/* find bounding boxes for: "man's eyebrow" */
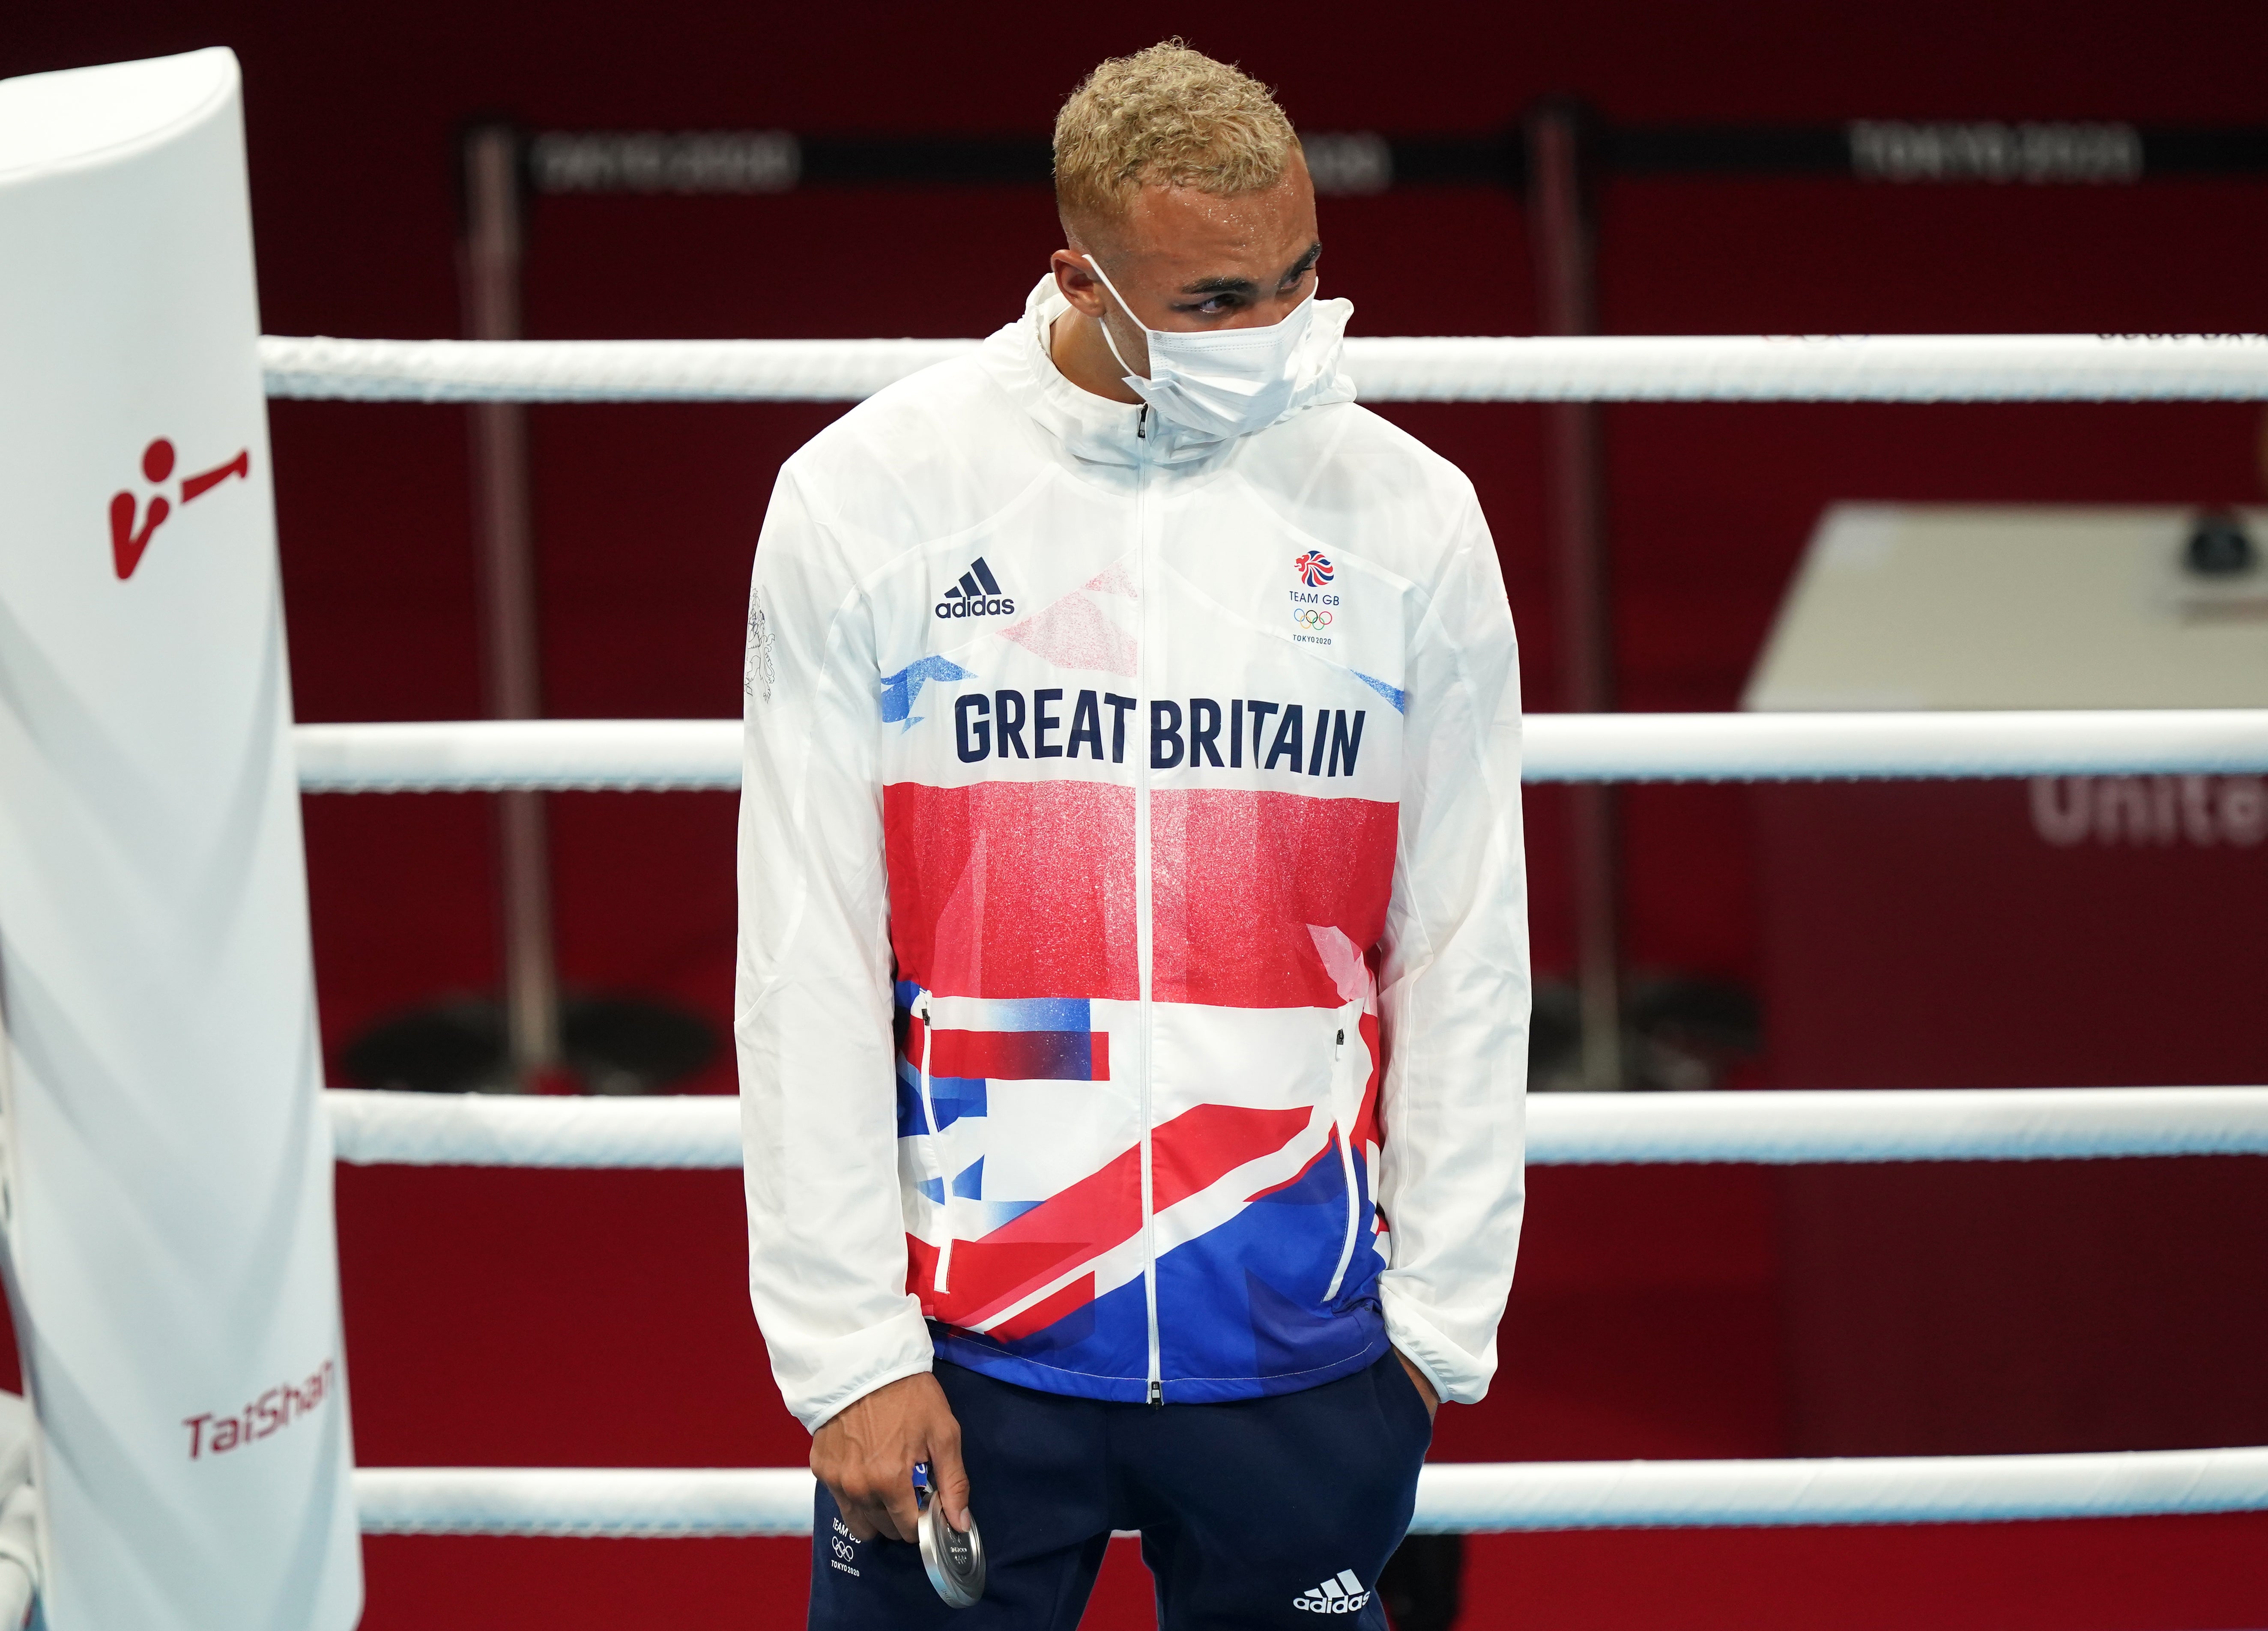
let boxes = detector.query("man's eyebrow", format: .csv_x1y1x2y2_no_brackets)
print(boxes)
1177,242,1324,300
1179,273,1258,297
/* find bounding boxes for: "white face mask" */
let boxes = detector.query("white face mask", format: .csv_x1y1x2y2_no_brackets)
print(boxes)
1082,254,1343,440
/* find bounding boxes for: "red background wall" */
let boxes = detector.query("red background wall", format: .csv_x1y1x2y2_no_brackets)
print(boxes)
9,1,2268,1625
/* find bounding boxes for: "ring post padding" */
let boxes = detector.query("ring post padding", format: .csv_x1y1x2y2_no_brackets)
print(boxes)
0,51,361,1630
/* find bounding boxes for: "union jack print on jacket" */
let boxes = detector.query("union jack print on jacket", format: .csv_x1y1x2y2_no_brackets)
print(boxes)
738,278,1530,1430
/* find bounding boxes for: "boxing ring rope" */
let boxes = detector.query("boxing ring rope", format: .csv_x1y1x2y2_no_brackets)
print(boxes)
341,1064,2268,1538
333,1078,2268,1535
325,1086,2268,1170
352,1446,2268,1537
260,332,2268,404
285,329,2268,1551
291,710,2268,792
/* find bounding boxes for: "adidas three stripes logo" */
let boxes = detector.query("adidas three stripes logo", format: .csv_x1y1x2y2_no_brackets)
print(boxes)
1291,1569,1371,1613
934,556,1016,620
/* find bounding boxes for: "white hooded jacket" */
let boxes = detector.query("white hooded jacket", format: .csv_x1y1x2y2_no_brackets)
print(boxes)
737,277,1529,1430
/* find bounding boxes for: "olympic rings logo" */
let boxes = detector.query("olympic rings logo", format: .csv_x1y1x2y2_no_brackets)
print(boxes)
1294,608,1334,629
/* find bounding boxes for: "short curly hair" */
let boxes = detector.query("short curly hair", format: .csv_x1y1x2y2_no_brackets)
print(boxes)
1053,40,1299,233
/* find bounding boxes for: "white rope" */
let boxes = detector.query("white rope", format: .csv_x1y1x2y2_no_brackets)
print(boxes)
328,1090,740,1168
324,1086,2268,1169
294,720,736,792
260,333,2268,404
292,711,2268,793
1528,1086,2268,1164
351,1446,2268,1536
262,337,974,404
1522,710,2268,782
1404,1446,2268,1533
354,1467,813,1538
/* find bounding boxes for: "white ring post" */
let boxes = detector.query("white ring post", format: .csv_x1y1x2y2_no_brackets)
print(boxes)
0,50,361,1630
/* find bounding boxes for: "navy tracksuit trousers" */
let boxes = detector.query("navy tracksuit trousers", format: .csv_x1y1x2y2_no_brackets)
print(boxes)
809,1353,1432,1629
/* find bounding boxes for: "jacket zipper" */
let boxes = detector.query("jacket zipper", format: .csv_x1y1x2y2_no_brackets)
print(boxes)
1133,404,1162,1405
917,992,953,1295
1323,1022,1360,1302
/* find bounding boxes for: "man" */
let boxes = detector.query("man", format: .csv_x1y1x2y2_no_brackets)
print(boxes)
738,41,1528,1629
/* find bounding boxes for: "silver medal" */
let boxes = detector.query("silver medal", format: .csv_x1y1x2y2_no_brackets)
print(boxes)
913,1462,985,1608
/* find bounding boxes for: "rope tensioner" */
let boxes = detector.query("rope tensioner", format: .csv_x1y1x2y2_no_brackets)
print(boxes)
352,1446,2268,1537
290,711,2268,793
260,333,2268,404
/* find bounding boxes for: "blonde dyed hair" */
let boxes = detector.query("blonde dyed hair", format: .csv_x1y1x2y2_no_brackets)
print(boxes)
1053,41,1299,231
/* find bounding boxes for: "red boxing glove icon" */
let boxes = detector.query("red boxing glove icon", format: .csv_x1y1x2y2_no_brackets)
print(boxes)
110,439,174,580
109,438,251,580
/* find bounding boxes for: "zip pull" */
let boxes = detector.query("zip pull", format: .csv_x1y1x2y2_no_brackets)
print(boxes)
1136,403,1148,440
915,994,952,1296
1147,1379,1163,1407
1323,1019,1360,1302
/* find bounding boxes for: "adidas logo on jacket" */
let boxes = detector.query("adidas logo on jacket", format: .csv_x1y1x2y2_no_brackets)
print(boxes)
935,555,1015,620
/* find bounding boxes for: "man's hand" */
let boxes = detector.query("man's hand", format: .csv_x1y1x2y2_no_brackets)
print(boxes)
810,1372,971,1543
1393,1347,1440,1420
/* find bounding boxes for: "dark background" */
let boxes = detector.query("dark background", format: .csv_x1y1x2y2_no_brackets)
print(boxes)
10,2,2268,1625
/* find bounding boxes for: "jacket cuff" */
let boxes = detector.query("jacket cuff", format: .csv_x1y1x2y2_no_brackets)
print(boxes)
776,1302,936,1432
1378,1279,1491,1407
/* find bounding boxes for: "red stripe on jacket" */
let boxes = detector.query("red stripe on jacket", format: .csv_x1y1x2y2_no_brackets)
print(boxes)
884,780,1138,1001
884,781,1396,1011
910,1102,1315,1331
1150,789,1397,1008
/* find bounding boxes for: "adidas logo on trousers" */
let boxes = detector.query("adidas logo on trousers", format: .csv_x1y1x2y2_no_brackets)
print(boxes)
1292,1570,1371,1613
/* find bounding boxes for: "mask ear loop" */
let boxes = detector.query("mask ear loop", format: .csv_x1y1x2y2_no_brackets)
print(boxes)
1081,255,1148,381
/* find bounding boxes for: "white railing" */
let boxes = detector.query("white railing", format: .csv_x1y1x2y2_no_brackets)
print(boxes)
352,1445,2268,1536
290,711,2268,793
261,333,2268,404
324,1086,2268,1170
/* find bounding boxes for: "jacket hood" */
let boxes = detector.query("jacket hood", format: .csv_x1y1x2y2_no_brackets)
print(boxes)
977,276,1357,471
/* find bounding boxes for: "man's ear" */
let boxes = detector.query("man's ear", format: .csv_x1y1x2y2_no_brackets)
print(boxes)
1050,249,1109,318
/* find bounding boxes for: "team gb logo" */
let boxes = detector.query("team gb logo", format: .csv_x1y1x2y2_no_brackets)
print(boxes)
1294,550,1334,588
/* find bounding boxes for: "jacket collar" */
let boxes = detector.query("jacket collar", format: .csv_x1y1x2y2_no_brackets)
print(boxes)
977,276,1355,472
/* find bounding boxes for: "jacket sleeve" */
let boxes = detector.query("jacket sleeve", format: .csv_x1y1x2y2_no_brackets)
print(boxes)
1372,491,1530,1406
735,463,932,1432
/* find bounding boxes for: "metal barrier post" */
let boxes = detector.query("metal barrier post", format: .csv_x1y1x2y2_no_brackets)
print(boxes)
459,122,563,1090
1527,100,1626,1090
